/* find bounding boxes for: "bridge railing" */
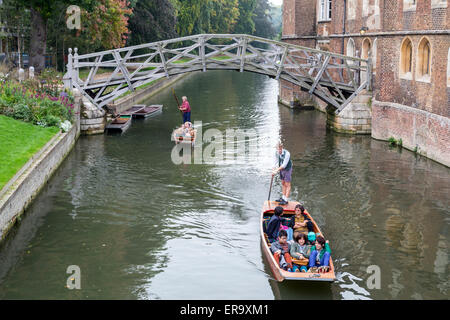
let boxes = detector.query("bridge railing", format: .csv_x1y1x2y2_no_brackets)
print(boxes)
65,34,371,113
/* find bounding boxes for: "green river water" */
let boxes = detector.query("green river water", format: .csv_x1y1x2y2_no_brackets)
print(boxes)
0,70,448,299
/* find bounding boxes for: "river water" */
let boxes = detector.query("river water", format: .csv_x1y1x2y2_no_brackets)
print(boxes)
0,70,448,300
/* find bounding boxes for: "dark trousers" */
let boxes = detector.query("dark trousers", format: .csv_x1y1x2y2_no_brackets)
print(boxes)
183,112,191,123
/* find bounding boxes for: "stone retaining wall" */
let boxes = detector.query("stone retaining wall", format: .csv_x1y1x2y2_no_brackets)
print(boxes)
326,92,372,135
80,73,189,135
0,90,82,241
108,73,189,115
372,100,450,167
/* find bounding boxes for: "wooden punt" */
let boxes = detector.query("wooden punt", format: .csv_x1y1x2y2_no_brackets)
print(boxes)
261,200,336,282
106,115,132,132
172,127,197,146
120,105,145,116
132,105,163,118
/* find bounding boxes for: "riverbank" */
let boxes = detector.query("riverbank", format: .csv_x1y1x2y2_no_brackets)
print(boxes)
107,73,190,115
0,71,190,241
278,91,449,168
81,73,190,135
0,115,59,190
0,90,82,242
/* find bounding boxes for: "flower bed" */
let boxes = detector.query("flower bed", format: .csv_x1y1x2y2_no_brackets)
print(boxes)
0,73,75,131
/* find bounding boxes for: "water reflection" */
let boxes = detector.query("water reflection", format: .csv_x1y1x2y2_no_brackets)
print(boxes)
0,70,448,299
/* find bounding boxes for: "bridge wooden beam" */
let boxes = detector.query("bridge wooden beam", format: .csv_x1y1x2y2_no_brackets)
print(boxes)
275,46,288,80
240,38,247,72
157,44,169,78
309,55,331,94
70,34,370,112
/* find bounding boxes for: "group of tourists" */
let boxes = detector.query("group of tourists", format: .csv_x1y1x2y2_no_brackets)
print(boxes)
174,121,195,139
178,96,331,273
266,205,331,273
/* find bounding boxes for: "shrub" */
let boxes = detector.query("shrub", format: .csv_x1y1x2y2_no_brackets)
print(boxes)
0,80,74,128
43,114,60,127
13,103,33,122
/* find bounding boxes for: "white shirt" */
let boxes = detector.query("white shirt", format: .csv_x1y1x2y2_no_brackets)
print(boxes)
275,149,291,169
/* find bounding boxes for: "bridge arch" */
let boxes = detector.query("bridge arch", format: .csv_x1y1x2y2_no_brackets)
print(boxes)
65,34,370,114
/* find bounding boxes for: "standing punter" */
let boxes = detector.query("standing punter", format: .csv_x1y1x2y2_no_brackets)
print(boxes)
179,96,191,123
272,142,293,205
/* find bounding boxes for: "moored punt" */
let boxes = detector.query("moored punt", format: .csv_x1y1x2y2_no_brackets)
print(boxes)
261,200,336,282
106,115,132,133
132,105,163,118
120,105,145,116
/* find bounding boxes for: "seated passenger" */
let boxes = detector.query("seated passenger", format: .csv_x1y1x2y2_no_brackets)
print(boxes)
174,124,186,139
307,231,316,246
287,204,314,241
290,233,311,273
307,235,331,273
270,229,293,271
266,206,284,243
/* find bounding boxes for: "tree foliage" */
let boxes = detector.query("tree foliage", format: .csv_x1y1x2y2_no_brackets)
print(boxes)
1,0,279,71
81,0,133,48
127,0,177,45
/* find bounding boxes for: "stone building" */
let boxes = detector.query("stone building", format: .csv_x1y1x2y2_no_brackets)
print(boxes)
280,0,450,167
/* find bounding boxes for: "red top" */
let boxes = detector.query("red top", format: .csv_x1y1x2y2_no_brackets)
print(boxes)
182,100,191,113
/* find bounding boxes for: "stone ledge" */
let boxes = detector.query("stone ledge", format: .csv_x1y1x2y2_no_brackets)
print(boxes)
372,100,450,167
108,73,189,115
0,92,82,242
0,131,63,201
0,121,80,241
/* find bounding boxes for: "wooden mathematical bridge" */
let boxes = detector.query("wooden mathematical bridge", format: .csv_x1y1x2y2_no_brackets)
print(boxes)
64,34,372,114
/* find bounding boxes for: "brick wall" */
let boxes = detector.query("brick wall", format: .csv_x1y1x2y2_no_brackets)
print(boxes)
376,34,449,117
281,0,449,117
372,100,450,167
282,0,317,37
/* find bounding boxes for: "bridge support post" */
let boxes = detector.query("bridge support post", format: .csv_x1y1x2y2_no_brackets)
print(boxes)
63,48,73,90
79,96,106,135
326,90,373,135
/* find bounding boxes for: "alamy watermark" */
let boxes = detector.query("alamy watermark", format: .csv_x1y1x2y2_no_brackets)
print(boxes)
171,121,266,165
66,265,81,289
66,5,81,30
366,265,381,290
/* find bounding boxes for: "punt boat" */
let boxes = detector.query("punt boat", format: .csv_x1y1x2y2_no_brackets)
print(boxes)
120,105,145,116
172,126,197,146
106,115,132,133
132,104,163,118
261,200,336,282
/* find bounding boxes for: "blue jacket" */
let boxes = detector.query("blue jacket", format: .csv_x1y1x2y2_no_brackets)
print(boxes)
266,215,282,242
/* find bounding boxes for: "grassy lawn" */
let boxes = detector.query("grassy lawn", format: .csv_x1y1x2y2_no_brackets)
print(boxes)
0,115,59,190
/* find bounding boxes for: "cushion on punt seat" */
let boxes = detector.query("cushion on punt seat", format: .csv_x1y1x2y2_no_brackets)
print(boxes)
292,258,309,266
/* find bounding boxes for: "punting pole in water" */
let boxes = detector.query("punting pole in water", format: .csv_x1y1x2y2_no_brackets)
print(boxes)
171,88,183,120
268,174,274,201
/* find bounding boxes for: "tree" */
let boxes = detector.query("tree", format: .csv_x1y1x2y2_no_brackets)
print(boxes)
253,0,275,39
0,0,30,66
127,0,177,46
209,0,240,34
82,0,133,49
233,0,257,35
175,0,211,36
14,0,133,73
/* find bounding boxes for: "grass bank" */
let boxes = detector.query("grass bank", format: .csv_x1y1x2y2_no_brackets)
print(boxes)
0,115,59,190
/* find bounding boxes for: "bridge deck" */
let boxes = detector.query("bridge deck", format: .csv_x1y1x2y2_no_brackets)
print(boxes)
65,34,372,114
